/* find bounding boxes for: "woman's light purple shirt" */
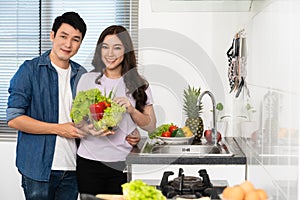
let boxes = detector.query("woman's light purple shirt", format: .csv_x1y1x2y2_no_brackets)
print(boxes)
76,72,153,162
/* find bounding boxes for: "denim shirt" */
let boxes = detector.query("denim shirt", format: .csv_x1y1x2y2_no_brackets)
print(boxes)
6,50,87,181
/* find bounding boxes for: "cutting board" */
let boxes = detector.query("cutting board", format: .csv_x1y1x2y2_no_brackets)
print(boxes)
95,194,124,200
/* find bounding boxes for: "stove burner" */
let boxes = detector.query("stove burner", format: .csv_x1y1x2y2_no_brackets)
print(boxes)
172,176,206,192
159,168,219,199
173,176,201,185
171,194,202,199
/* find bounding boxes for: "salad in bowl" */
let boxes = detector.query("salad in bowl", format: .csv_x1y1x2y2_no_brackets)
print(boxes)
70,88,126,131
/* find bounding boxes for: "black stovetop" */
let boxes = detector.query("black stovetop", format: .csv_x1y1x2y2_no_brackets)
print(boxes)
158,168,226,199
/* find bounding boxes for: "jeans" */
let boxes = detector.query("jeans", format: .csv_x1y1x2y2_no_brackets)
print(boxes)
21,170,78,200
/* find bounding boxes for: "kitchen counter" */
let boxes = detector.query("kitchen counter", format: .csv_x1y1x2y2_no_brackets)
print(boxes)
125,137,247,186
126,137,246,165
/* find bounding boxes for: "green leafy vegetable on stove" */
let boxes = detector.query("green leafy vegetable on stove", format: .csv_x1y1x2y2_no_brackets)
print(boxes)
122,180,166,200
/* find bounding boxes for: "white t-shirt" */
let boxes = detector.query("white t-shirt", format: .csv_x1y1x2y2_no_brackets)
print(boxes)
51,63,77,170
76,72,153,162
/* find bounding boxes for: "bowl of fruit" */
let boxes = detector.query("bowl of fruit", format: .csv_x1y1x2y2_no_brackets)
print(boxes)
148,123,195,145
70,89,126,132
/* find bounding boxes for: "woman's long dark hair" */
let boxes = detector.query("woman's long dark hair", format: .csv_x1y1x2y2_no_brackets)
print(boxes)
91,25,148,113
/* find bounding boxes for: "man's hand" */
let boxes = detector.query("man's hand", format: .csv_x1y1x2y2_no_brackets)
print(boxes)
75,120,115,137
56,122,86,138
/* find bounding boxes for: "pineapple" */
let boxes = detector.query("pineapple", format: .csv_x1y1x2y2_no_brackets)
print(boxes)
183,86,204,143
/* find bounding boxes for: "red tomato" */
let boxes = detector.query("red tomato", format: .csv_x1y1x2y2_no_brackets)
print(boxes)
169,125,178,133
161,131,172,137
97,101,107,110
89,102,106,121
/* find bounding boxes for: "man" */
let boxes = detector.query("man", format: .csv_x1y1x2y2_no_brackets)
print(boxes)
6,12,87,200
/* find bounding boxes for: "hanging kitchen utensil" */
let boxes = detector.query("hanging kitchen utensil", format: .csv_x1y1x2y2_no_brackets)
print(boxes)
227,37,239,93
226,29,250,98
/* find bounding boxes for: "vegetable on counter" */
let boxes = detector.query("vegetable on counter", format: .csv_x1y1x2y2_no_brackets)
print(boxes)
161,131,172,137
148,123,194,139
168,125,178,133
171,128,185,137
122,180,166,200
148,123,173,139
70,88,126,131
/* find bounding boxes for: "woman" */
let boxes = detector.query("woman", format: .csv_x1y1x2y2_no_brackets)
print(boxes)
76,25,156,195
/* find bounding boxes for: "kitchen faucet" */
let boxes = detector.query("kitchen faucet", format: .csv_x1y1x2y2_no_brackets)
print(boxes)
199,91,219,147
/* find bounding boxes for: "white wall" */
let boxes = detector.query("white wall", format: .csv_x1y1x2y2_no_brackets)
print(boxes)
0,141,24,199
138,0,253,133
139,0,299,199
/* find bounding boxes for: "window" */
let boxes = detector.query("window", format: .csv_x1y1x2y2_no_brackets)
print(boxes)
0,0,138,140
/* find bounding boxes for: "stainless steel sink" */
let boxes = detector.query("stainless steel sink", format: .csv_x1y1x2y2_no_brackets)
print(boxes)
140,141,234,157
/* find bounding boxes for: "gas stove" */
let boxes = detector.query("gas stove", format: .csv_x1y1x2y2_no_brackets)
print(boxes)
158,168,227,199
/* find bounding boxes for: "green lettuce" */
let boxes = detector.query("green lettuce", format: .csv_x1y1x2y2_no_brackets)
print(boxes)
70,88,126,131
148,123,173,139
122,180,166,200
92,102,126,131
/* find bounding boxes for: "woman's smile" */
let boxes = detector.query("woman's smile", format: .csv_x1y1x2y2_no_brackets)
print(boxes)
101,34,125,70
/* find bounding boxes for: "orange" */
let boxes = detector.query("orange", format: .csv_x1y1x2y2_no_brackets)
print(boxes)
256,189,268,200
222,186,232,199
225,185,245,200
222,182,268,200
245,190,260,200
240,180,255,194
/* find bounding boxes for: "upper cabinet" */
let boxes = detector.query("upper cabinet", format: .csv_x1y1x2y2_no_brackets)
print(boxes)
150,0,274,12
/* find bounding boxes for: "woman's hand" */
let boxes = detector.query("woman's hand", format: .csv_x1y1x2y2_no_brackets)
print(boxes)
113,97,135,114
75,120,115,137
126,128,141,146
113,97,156,132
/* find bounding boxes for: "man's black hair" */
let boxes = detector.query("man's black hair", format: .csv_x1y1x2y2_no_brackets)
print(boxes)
52,11,87,40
